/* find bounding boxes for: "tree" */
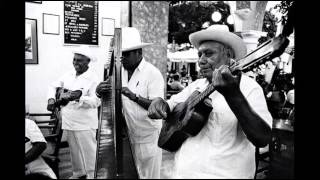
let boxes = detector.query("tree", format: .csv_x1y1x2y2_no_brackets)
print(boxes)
273,1,294,24
258,10,278,45
168,1,232,45
258,1,294,45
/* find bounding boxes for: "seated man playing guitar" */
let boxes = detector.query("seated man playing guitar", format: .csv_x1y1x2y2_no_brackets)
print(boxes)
148,25,273,178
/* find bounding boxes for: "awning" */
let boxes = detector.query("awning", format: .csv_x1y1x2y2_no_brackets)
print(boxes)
167,48,199,63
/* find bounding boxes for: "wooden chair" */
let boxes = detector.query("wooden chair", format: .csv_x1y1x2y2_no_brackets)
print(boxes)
254,146,270,179
267,128,294,179
29,109,64,179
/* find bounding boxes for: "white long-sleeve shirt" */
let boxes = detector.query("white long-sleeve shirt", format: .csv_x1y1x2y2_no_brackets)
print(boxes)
47,69,100,130
167,75,273,179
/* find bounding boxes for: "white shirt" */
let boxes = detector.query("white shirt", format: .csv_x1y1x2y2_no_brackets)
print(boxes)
287,89,294,105
121,58,164,143
167,75,273,179
47,69,100,130
25,119,56,179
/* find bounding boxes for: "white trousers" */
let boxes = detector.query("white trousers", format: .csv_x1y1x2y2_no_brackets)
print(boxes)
65,129,97,179
132,141,162,179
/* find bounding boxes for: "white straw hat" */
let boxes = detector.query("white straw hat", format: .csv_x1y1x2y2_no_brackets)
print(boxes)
72,45,97,62
189,24,247,59
121,27,153,52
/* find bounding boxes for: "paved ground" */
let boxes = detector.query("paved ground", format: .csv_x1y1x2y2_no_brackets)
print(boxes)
58,144,268,179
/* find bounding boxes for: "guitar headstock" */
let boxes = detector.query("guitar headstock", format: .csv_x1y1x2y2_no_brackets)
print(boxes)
232,35,289,73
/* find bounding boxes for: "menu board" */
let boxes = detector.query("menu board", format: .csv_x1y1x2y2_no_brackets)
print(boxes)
64,1,98,45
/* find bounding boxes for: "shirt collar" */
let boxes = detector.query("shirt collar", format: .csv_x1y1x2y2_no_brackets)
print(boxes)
136,58,147,72
72,68,92,79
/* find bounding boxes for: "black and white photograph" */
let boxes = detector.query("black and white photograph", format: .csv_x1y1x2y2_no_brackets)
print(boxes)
25,1,295,179
25,18,38,64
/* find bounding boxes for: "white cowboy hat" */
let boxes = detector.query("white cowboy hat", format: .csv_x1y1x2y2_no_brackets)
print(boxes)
122,27,153,52
189,24,247,59
72,45,97,62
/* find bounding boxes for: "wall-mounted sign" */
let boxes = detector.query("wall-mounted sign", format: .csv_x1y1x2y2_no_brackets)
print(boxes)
64,1,98,45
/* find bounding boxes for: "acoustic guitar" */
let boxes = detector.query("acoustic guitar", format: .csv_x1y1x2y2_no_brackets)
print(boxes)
159,34,292,152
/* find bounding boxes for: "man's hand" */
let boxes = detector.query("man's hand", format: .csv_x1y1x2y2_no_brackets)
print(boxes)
96,78,111,97
47,98,56,112
148,97,170,119
212,65,242,97
58,92,71,106
122,87,137,101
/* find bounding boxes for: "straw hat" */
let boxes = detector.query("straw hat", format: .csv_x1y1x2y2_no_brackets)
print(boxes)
121,27,153,52
189,24,247,59
72,45,97,62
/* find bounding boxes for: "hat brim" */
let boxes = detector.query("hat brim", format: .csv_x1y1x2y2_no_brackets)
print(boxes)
72,50,97,62
189,30,247,59
122,43,153,52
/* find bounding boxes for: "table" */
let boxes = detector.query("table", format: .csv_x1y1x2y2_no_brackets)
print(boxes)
268,119,294,178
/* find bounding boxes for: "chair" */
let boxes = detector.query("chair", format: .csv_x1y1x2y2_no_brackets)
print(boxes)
267,128,294,179
29,108,64,178
254,146,270,179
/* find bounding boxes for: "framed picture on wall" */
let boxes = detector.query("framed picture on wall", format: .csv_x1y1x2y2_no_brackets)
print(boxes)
102,18,115,36
43,13,60,35
25,18,38,64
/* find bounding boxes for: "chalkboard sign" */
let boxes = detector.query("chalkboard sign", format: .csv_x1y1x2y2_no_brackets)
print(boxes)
64,1,98,45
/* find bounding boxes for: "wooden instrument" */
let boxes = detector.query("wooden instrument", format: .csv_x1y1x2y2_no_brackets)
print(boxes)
94,28,139,179
159,24,293,152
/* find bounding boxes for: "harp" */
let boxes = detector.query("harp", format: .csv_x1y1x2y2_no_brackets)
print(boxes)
94,28,139,178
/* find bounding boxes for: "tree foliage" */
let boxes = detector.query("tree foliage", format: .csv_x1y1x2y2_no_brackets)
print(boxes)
258,1,294,45
258,10,278,45
274,1,294,18
168,1,232,45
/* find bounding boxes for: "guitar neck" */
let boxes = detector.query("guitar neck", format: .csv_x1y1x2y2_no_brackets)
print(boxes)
189,60,242,108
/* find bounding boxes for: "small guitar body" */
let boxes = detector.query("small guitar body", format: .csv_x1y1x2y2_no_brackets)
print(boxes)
158,91,212,152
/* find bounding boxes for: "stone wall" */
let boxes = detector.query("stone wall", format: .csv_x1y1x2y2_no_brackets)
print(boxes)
236,1,268,31
131,1,169,85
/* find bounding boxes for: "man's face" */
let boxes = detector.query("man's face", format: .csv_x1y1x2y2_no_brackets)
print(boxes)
197,41,230,81
121,49,140,70
73,53,90,74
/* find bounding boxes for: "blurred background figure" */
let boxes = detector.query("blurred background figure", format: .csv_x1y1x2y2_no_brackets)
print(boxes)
168,74,184,92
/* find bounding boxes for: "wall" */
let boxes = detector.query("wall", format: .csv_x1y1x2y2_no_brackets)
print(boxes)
131,1,169,88
25,1,121,113
228,1,268,32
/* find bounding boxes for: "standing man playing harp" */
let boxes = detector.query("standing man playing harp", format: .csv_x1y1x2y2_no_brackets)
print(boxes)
148,25,273,178
47,46,100,179
96,27,165,179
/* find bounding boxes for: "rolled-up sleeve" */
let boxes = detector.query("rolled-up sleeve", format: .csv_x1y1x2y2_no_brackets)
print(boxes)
246,86,273,128
148,70,165,99
26,119,46,143
166,82,196,112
